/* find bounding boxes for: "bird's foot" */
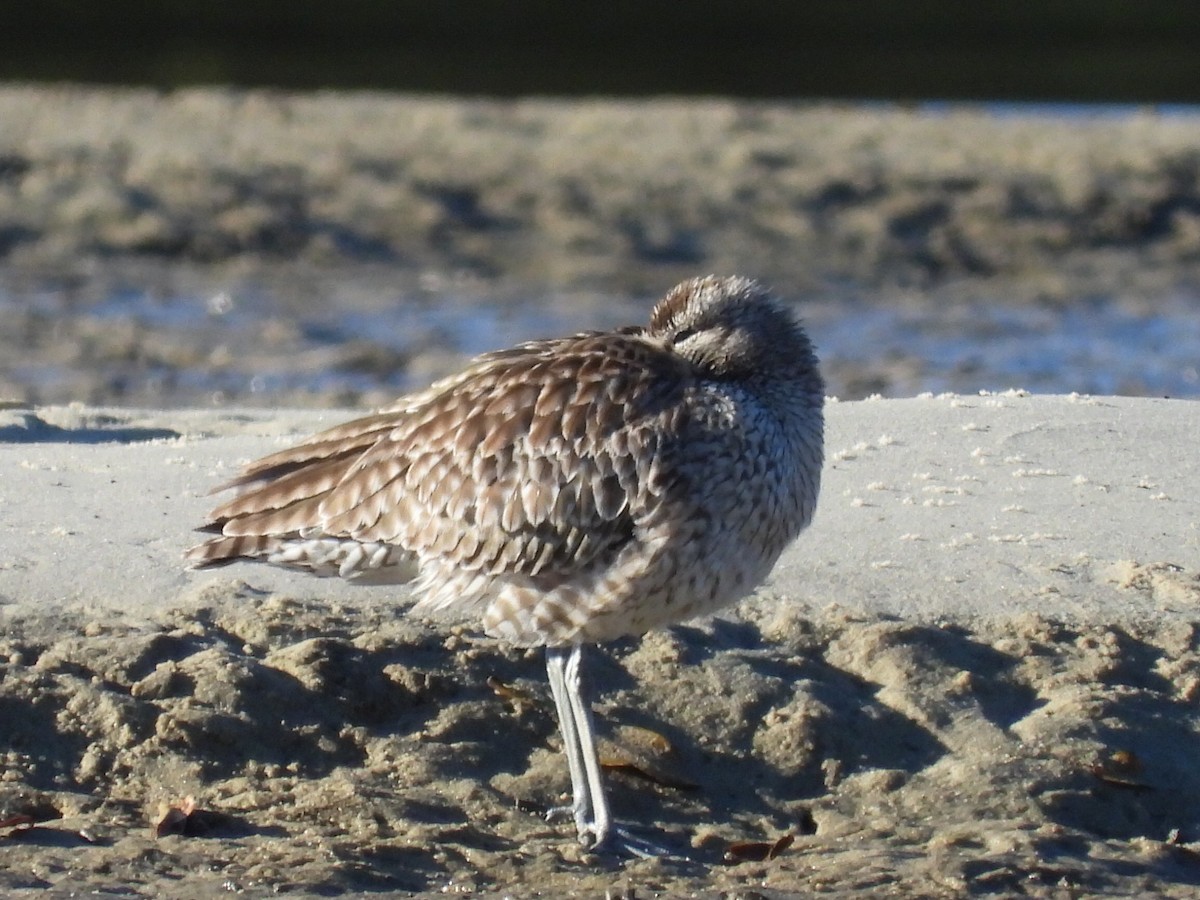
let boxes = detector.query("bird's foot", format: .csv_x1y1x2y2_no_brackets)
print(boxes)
599,823,680,859
556,815,680,859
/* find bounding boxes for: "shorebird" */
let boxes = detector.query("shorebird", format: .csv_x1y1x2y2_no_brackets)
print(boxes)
186,275,824,854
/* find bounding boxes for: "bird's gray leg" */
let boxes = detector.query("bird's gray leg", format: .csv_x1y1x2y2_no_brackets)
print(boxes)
546,644,676,858
545,644,597,841
561,643,613,848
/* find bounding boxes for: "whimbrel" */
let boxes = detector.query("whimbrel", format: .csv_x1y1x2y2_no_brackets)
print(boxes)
187,275,824,854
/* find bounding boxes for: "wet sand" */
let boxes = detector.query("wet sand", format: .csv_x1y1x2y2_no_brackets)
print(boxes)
2,394,1199,898
3,87,1200,407
4,87,1200,293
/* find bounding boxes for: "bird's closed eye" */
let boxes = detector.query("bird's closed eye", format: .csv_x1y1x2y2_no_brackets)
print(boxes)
671,327,698,346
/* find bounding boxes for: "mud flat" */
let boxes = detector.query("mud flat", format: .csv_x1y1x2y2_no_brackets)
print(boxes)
1,393,1199,897
4,87,1200,408
4,86,1200,292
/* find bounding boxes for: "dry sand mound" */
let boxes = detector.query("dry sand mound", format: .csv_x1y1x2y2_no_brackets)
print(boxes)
3,590,1200,897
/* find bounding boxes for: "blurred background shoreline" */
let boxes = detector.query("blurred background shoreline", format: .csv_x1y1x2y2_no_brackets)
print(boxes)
3,3,1200,408
3,87,1200,407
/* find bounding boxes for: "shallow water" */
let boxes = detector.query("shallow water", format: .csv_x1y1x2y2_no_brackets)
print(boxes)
3,278,1199,407
807,292,1200,399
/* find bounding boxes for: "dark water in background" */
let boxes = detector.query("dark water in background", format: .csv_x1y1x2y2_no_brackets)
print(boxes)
6,3,1200,103
5,275,1198,408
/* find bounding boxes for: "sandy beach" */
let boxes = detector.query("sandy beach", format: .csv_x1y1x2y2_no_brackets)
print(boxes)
2,86,1200,897
2,393,1198,898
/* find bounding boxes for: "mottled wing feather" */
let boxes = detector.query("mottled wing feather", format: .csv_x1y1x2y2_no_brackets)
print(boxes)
218,410,403,488
209,454,359,529
189,533,287,566
317,333,690,575
191,331,691,580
